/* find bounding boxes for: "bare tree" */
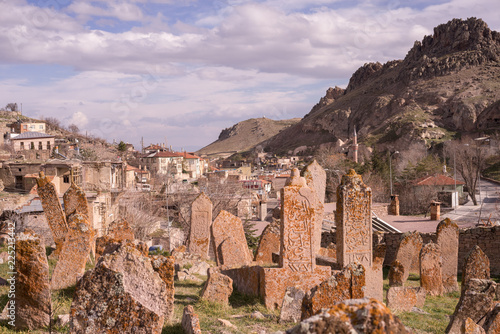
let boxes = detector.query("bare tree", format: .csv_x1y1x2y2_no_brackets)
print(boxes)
5,103,18,112
68,124,80,134
444,139,487,205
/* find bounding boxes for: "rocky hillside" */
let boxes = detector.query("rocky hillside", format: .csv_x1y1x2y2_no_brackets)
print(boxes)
196,117,300,158
262,18,500,154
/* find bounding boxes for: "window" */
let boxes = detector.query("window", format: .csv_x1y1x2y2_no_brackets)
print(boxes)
20,142,24,150
39,125,43,129
38,142,42,150
63,175,70,183
47,141,51,150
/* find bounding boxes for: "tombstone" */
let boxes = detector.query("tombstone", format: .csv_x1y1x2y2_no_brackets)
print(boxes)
12,231,51,330
386,286,426,312
446,279,497,334
483,304,500,334
302,160,326,204
302,263,365,319
200,271,233,305
420,242,444,296
182,305,202,334
63,179,89,220
436,218,459,293
394,231,423,283
370,243,387,301
462,318,486,334
336,169,381,300
36,171,68,255
211,210,252,266
70,246,169,334
150,255,175,322
188,193,212,260
462,245,490,292
388,260,405,286
279,287,305,323
288,298,410,334
51,213,94,290
259,170,330,309
254,219,280,264
108,219,135,242
259,200,267,221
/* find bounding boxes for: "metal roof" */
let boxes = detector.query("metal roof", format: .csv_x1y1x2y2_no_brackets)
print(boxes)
11,131,54,140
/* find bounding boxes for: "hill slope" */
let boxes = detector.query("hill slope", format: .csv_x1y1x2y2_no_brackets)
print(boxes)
262,18,500,154
196,117,300,158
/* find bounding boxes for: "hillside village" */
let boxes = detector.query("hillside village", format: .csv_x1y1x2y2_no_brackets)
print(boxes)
0,18,500,334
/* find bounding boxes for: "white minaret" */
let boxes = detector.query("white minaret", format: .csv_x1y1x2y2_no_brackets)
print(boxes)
352,126,358,163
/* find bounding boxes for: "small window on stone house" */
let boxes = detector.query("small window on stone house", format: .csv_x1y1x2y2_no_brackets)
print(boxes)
63,175,70,183
20,142,24,150
47,141,51,150
38,142,43,150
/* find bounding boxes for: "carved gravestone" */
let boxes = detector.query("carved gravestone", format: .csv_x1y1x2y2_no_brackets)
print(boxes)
394,231,423,284
108,219,135,242
259,169,330,309
13,231,51,330
36,171,68,255
254,219,280,264
336,169,380,300
420,242,443,296
211,210,252,266
302,160,326,204
51,213,94,290
436,218,459,293
388,260,405,287
188,193,212,260
462,245,490,292
70,246,169,334
63,180,89,220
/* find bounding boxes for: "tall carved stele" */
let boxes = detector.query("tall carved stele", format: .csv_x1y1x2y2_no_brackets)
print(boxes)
336,169,372,269
188,192,212,260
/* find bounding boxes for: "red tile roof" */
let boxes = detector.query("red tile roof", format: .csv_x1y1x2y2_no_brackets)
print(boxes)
414,174,465,186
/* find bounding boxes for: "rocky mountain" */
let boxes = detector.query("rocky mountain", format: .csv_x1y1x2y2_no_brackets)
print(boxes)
261,18,500,155
196,117,300,158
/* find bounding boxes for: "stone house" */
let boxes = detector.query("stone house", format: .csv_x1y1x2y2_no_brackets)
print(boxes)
140,151,184,178
10,131,55,152
7,120,46,134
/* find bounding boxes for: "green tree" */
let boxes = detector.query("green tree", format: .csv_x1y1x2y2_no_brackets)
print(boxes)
118,141,127,152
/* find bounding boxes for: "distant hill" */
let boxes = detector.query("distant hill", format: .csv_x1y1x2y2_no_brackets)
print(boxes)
196,117,300,158
259,18,500,154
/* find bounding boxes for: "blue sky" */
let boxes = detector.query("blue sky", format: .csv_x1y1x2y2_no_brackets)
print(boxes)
1,0,499,151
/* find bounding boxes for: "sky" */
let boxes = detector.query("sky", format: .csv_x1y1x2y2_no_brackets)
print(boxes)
0,0,499,152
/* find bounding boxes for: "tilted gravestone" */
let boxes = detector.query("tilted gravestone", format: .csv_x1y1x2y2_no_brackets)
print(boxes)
419,242,443,296
436,218,459,293
188,192,212,260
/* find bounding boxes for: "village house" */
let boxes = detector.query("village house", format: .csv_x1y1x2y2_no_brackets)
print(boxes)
10,132,55,152
412,174,466,207
7,120,46,134
140,151,184,178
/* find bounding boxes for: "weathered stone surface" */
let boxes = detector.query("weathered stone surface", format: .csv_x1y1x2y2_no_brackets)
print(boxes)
220,265,261,297
336,169,372,269
368,243,386,302
254,220,280,264
51,213,94,290
462,317,486,334
212,210,252,266
70,246,169,334
446,279,497,334
63,181,89,220
260,266,331,310
389,260,405,286
317,243,336,260
181,305,201,334
462,245,490,292
302,263,365,319
36,171,68,254
150,255,175,322
13,231,51,330
279,287,305,323
420,242,444,296
436,218,459,293
108,219,135,242
288,298,409,334
200,271,233,305
282,168,323,267
483,304,500,334
95,235,121,259
386,286,426,312
302,160,326,204
394,231,423,283
100,239,149,258
188,193,212,260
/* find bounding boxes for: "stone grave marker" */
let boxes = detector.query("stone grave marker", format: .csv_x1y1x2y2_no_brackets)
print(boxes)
63,179,89,220
279,287,305,323
51,213,94,290
436,218,459,293
211,210,252,266
13,231,51,330
386,286,426,312
254,219,280,264
36,171,68,255
188,193,212,260
182,305,202,334
462,245,490,292
108,219,135,242
394,231,423,283
420,242,444,296
150,255,175,322
302,160,326,204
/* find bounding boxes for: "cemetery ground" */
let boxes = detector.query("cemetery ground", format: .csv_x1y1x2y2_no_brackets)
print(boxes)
0,248,497,334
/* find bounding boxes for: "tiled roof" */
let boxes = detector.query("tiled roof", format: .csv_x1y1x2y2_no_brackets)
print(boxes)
11,131,54,140
153,151,183,158
414,174,465,186
178,152,200,159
